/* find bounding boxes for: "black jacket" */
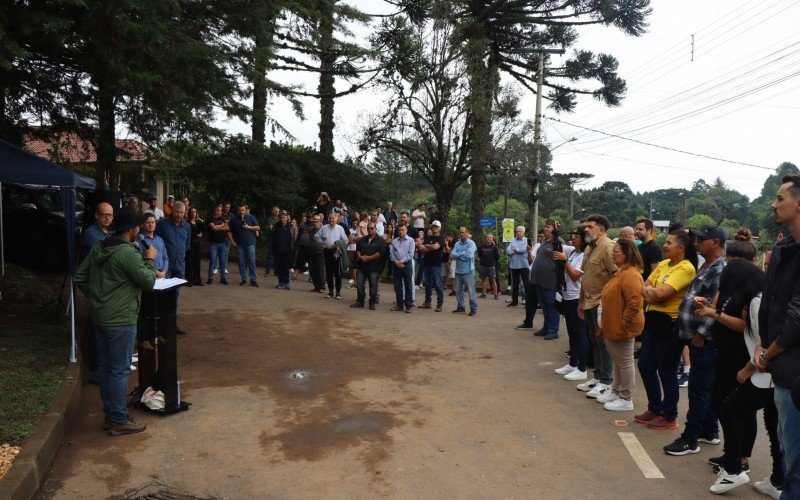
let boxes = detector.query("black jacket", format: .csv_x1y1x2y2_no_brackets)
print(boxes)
759,235,800,388
272,222,294,253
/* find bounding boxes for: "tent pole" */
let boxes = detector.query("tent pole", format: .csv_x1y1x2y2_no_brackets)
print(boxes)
70,278,77,363
1,181,4,276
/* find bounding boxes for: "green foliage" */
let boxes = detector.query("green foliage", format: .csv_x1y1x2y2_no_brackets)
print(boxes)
182,135,375,220
686,214,716,228
484,198,528,228
720,218,741,237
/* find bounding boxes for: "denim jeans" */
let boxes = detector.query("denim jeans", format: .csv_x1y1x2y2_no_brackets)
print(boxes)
237,244,257,283
424,265,444,305
393,262,414,308
96,324,136,424
357,270,380,305
455,271,477,312
585,306,613,384
536,286,560,336
637,321,682,420
683,339,718,441
563,299,588,372
221,240,230,270
208,242,227,280
775,386,800,498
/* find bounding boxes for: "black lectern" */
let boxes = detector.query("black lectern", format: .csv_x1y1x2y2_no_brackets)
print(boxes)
135,283,190,415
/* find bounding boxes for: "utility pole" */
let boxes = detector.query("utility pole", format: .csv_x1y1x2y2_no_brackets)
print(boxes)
527,47,565,238
679,192,687,225
649,199,654,220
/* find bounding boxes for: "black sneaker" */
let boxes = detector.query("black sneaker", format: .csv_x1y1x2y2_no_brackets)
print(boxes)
206,278,213,285
468,310,476,316
707,455,724,467
452,308,466,314
514,324,533,330
663,437,700,456
240,280,247,286
533,329,547,337
220,279,228,285
250,282,259,287
699,432,721,445
712,461,749,474
350,302,364,308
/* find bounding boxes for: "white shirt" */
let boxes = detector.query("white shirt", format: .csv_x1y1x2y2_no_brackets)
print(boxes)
563,248,584,301
411,209,426,229
378,213,387,225
146,206,165,220
314,223,347,249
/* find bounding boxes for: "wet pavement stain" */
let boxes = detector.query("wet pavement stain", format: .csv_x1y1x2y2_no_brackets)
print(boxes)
181,309,437,475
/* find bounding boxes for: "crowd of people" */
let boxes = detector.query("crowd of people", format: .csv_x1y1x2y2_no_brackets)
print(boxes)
75,179,800,499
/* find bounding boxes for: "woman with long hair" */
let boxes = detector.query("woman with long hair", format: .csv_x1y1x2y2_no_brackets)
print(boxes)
553,226,591,381
597,238,645,411
185,206,205,286
636,230,698,429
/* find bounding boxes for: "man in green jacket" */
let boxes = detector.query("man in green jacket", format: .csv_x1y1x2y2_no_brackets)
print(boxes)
75,207,157,436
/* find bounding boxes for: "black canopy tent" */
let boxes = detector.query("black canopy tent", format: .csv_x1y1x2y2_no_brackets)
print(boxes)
0,138,96,362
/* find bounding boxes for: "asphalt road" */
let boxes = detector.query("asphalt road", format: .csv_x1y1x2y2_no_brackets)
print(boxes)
39,268,769,499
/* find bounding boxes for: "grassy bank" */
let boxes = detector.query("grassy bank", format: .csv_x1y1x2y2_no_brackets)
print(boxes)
0,264,69,445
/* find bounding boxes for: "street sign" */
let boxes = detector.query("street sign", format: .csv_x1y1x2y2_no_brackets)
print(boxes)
479,217,495,227
502,218,515,243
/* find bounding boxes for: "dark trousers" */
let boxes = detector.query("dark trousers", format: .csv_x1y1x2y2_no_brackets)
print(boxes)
274,250,291,284
564,299,589,372
522,281,539,326
637,322,682,420
357,269,380,305
393,262,413,308
536,285,560,336
423,265,444,305
323,248,341,295
294,245,310,272
186,238,202,284
585,306,612,384
720,380,782,483
682,339,718,441
510,268,528,305
309,252,325,290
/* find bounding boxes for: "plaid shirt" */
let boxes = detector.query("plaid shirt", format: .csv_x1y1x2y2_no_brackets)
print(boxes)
677,256,726,340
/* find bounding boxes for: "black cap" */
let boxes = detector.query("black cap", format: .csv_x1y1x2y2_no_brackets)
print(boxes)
690,225,726,243
111,207,148,232
279,210,288,216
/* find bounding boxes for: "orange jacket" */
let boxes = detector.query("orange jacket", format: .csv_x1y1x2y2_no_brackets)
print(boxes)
600,267,645,340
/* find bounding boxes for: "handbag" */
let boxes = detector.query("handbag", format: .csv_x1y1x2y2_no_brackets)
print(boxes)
644,310,674,338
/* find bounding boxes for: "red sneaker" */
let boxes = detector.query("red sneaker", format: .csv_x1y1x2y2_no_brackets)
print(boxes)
634,410,657,424
647,416,679,430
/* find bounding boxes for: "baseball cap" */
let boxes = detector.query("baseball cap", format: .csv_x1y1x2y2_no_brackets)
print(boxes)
431,220,441,227
111,207,148,232
279,210,288,216
147,194,157,200
690,225,726,243
167,194,175,200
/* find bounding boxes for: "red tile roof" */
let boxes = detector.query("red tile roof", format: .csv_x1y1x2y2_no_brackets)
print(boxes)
25,132,157,164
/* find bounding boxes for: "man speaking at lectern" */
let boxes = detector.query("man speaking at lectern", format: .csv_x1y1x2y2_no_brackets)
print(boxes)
75,206,157,436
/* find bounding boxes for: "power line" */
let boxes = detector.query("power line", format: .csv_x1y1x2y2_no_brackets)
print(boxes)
547,117,774,170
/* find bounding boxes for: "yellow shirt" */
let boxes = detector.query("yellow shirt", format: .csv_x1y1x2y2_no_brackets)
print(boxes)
646,259,696,318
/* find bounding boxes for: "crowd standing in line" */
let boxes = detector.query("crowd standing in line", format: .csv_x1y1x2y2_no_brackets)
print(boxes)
76,182,800,499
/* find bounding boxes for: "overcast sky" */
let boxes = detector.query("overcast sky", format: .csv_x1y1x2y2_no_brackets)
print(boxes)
220,0,800,200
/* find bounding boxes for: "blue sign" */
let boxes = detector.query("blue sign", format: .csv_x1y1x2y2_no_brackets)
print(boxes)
479,217,496,227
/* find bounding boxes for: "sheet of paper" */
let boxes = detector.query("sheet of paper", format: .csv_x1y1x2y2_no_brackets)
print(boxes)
153,278,188,290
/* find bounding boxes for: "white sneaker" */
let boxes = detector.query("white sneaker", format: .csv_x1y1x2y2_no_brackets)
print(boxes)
577,378,599,392
604,398,634,411
753,478,782,499
564,370,588,381
586,383,609,399
130,364,137,371
348,279,354,284
303,271,309,275
554,364,576,375
597,391,620,404
710,470,749,494
213,268,219,275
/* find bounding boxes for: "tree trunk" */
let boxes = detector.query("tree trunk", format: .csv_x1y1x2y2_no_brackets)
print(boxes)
435,186,455,236
252,33,267,144
465,25,494,240
96,69,117,190
317,1,335,157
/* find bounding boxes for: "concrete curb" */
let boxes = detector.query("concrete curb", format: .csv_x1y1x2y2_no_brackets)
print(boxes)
0,362,82,500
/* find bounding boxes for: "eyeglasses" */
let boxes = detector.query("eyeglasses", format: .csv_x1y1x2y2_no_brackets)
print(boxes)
98,213,113,218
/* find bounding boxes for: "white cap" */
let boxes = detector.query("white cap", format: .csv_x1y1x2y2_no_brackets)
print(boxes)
431,220,442,227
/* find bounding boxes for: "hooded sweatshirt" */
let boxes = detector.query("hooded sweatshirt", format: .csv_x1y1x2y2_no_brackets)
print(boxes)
74,236,157,326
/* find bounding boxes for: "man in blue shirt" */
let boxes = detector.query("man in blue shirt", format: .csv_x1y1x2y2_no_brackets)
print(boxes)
390,223,416,312
80,202,114,261
155,201,191,333
506,225,530,307
229,203,261,287
140,213,168,277
451,227,477,316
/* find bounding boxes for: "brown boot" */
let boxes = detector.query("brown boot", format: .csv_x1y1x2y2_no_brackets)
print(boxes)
108,418,146,436
420,302,431,309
